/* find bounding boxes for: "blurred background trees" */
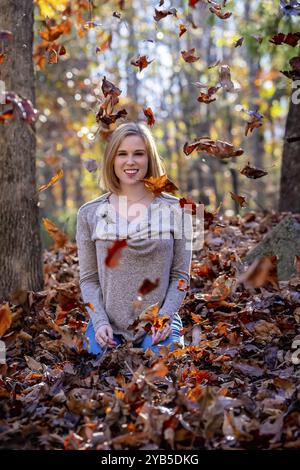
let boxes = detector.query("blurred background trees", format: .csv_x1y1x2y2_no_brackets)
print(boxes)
2,0,300,253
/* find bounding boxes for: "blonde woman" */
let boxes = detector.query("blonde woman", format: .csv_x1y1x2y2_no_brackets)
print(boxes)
76,122,193,355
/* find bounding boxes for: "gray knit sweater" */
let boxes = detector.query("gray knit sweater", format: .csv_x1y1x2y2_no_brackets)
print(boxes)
76,191,193,342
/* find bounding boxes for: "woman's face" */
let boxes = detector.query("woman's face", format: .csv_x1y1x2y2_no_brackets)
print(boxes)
113,134,149,189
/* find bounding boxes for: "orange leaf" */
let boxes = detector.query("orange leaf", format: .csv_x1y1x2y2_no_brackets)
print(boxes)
42,217,68,248
143,107,155,126
0,303,12,337
38,168,64,192
142,174,178,195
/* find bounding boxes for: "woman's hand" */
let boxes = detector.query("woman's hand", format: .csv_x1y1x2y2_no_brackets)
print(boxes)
151,324,172,346
95,325,117,348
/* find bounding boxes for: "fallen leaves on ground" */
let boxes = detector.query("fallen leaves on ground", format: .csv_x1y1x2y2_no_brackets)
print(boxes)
1,211,300,450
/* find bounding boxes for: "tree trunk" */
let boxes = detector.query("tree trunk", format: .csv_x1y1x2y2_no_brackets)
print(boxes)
279,98,300,213
0,0,43,300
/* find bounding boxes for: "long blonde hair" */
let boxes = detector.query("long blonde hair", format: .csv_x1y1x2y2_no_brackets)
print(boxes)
98,122,166,193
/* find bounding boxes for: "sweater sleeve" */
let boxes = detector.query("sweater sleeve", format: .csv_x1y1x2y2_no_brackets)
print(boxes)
158,208,193,321
76,207,110,332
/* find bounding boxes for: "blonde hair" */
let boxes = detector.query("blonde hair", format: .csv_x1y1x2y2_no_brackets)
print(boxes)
98,122,166,193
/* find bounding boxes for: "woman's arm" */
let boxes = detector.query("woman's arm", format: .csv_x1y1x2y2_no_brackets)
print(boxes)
158,209,193,321
76,207,110,332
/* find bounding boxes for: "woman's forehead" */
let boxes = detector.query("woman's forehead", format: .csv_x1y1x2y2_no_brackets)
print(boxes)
118,134,146,150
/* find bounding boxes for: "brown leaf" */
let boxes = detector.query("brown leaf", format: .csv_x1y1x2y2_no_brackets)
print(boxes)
229,191,247,208
184,137,244,159
138,278,160,296
143,107,155,126
234,37,244,47
240,163,268,179
181,48,200,63
101,76,121,97
153,7,177,22
270,32,300,47
130,55,154,72
142,174,179,195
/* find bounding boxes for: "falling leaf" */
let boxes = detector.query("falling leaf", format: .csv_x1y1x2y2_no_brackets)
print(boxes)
197,86,220,103
181,48,200,63
240,163,268,179
138,278,160,296
179,24,187,37
143,107,155,126
42,218,69,249
183,137,244,159
245,116,263,136
270,32,300,47
101,76,121,97
234,37,244,47
142,174,179,195
38,169,64,192
179,196,198,215
83,159,98,173
230,191,247,208
208,0,232,19
130,55,154,72
153,7,177,22
0,303,12,337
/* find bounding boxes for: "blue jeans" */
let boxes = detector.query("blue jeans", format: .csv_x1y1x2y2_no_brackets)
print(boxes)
84,313,184,355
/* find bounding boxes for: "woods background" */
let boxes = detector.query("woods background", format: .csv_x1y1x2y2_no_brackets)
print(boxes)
0,0,299,295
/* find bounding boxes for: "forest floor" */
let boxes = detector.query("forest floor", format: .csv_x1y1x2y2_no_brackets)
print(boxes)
1,210,300,450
